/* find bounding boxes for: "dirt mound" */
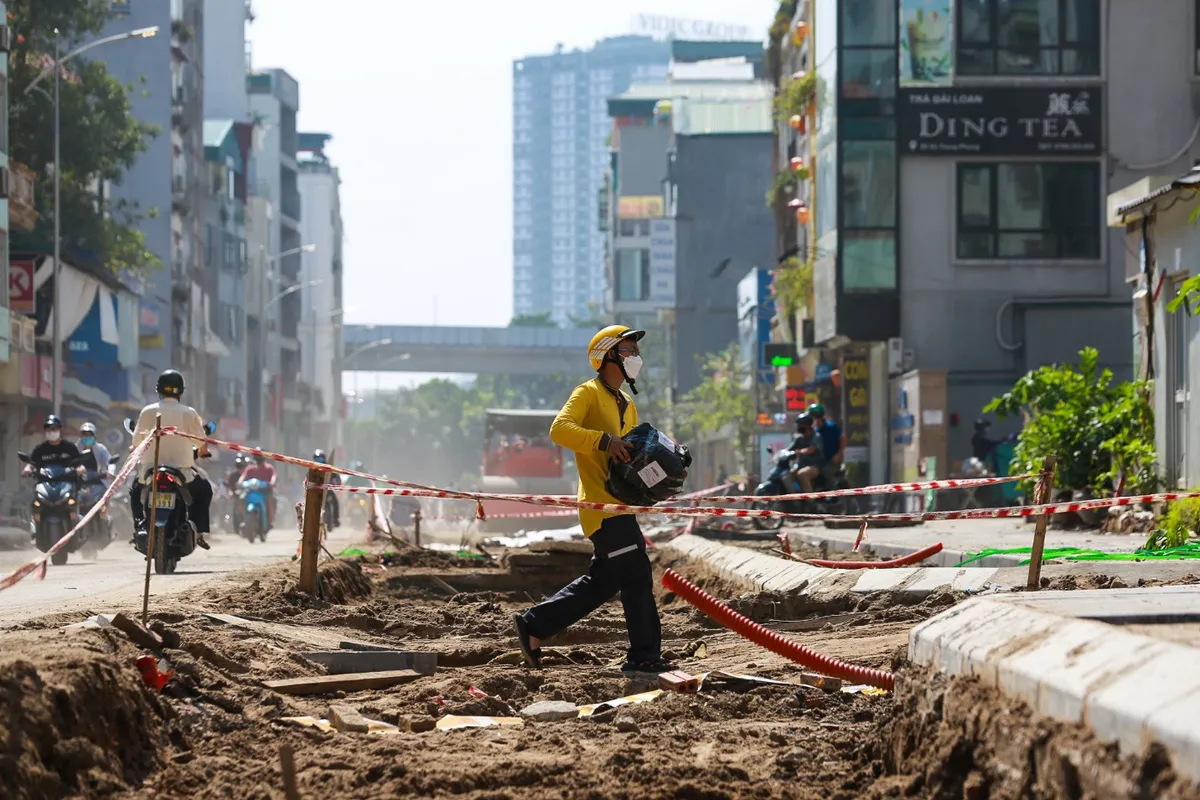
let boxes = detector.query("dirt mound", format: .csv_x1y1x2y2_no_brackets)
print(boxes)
0,633,170,799
852,668,1199,799
209,559,373,620
374,547,492,570
1036,573,1200,591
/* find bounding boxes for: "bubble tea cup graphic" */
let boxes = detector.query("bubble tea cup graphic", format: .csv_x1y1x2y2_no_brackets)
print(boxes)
904,7,951,83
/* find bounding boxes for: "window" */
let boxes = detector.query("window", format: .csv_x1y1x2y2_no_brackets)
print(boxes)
614,249,649,302
844,232,897,290
842,0,896,45
204,225,214,266
956,162,1100,260
958,0,1100,76
618,219,650,237
842,50,895,99
842,141,896,228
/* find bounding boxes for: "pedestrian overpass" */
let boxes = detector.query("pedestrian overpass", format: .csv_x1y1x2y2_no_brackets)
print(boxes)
342,325,595,375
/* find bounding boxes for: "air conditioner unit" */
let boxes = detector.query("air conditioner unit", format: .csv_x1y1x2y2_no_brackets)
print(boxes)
886,336,903,374
0,26,11,53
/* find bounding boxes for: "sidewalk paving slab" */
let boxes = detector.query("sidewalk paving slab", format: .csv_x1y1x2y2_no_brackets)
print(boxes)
910,587,1200,783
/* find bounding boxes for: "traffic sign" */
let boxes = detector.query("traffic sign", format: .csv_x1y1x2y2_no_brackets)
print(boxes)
9,261,34,313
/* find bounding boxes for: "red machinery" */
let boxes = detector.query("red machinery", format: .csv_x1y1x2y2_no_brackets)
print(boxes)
478,409,576,532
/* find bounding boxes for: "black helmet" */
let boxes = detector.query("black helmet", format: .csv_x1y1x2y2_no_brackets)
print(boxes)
234,453,247,466
974,418,991,431
794,413,813,430
44,414,63,430
313,449,327,463
156,369,185,398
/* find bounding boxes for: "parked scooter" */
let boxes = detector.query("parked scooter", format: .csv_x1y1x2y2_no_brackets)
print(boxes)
123,418,218,574
17,451,88,565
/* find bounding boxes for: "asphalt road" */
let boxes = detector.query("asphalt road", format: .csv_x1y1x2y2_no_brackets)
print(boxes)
0,524,363,626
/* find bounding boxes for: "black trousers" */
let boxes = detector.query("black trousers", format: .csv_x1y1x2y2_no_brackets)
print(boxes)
130,475,213,533
521,514,661,664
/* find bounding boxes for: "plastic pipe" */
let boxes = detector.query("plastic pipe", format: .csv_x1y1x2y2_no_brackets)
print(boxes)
661,568,894,691
806,543,944,570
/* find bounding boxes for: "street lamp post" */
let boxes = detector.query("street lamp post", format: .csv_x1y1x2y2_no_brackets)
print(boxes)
25,26,159,416
257,244,315,451
343,340,395,461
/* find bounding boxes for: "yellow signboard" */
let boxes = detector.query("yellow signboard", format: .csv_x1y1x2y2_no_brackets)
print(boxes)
618,195,665,219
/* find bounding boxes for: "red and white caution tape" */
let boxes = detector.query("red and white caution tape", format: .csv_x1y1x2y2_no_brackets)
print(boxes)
0,435,156,592
687,473,1033,504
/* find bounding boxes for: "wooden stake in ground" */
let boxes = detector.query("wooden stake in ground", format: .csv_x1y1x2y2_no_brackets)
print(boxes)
279,744,301,800
298,468,325,595
141,415,164,627
1025,454,1058,591
413,508,421,548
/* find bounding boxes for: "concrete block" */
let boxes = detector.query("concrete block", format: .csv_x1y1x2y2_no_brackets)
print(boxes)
519,700,579,721
1144,685,1200,784
996,620,1162,725
904,568,970,593
305,650,438,676
852,567,919,593
951,568,998,592
1084,645,1200,754
328,704,370,733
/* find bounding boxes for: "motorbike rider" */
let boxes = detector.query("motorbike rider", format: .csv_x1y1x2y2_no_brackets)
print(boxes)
77,422,112,474
23,415,89,476
314,449,340,528
129,369,213,550
807,403,844,488
971,419,1001,473
785,413,826,494
238,454,278,531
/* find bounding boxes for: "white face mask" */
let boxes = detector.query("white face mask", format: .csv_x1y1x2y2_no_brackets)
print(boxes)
622,355,644,380
46,430,61,443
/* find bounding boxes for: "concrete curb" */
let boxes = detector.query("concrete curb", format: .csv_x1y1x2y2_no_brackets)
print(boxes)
662,533,999,596
910,591,1200,783
785,527,1027,568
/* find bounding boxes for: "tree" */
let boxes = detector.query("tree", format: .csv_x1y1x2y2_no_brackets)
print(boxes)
509,312,556,327
677,343,757,471
984,347,1158,496
569,302,610,330
9,0,161,273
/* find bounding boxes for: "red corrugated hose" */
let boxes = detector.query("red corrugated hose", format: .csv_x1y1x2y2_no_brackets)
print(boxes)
661,568,895,691
806,542,944,570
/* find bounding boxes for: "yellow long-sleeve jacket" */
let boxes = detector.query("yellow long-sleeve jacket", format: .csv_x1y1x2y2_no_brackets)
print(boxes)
550,378,638,536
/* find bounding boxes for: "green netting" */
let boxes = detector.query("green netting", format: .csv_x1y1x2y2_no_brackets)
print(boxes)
956,542,1200,567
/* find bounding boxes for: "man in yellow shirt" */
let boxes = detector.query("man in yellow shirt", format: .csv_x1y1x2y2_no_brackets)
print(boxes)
512,325,675,675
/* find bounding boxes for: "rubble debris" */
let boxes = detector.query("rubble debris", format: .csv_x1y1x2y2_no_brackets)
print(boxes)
135,655,175,693
149,620,182,649
112,613,164,651
658,670,700,693
263,669,423,696
519,700,580,721
328,704,371,733
303,650,438,676
182,641,250,674
615,713,640,733
399,715,438,733
435,715,524,731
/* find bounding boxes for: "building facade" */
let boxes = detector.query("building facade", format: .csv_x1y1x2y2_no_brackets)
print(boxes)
248,68,304,455
513,36,671,325
202,0,254,121
203,119,251,443
297,133,344,461
773,0,1187,475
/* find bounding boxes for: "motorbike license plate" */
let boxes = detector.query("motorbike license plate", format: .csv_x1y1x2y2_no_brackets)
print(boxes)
154,494,176,510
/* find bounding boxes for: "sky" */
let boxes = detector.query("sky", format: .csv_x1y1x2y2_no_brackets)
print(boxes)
247,0,778,388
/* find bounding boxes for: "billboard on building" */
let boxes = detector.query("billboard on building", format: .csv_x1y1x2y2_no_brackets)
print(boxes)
736,268,776,389
898,86,1103,156
899,1,953,87
648,218,676,306
139,300,163,350
840,345,871,464
618,195,664,219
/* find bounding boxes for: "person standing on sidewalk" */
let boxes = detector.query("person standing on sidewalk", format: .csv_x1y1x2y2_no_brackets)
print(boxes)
512,325,676,675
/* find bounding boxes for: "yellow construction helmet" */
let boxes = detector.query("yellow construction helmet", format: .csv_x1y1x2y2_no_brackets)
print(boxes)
588,325,645,371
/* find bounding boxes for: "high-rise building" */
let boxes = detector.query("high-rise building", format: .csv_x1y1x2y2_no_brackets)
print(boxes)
297,133,344,461
248,68,304,456
512,36,670,326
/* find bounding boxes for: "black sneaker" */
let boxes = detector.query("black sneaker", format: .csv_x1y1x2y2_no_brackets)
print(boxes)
512,613,542,668
620,658,678,675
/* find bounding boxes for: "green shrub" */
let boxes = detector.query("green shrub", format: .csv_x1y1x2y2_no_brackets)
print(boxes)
985,347,1158,497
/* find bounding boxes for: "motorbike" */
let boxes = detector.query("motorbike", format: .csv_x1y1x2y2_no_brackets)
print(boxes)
124,418,218,575
17,452,89,565
237,477,271,543
751,448,857,531
77,453,120,557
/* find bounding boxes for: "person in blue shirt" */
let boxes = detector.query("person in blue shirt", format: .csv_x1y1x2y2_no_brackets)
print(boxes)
808,403,845,466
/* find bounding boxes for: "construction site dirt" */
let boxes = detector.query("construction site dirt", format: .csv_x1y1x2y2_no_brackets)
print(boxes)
2,542,1197,799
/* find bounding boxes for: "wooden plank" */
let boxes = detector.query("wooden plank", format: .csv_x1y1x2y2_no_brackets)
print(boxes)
263,669,423,696
203,613,367,650
1026,454,1059,591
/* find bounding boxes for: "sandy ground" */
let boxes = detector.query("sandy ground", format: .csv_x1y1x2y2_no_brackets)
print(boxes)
2,532,1199,799
0,524,363,627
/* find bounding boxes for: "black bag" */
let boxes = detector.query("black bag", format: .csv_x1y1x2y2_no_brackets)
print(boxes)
605,423,692,506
